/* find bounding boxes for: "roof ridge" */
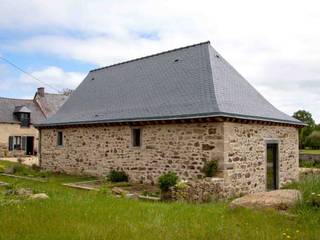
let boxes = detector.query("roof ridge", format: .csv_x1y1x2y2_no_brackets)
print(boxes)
0,97,33,101
90,41,210,72
206,43,221,113
44,93,66,96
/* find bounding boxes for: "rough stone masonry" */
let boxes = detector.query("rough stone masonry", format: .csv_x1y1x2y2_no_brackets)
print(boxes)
40,121,299,197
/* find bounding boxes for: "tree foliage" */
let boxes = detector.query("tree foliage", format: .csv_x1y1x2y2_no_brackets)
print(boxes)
293,110,316,127
60,88,73,96
293,110,317,148
305,131,320,149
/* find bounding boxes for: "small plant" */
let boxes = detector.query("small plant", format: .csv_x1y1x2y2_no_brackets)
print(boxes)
107,170,129,182
158,172,178,192
11,163,30,175
202,160,218,177
175,179,188,190
31,164,41,171
38,171,51,178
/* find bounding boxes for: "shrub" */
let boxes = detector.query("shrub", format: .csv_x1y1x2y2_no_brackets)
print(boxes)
107,170,129,182
158,172,178,192
202,160,218,177
305,131,320,149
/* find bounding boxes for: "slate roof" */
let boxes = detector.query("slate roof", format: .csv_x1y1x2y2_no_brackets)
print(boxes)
14,105,32,113
0,91,68,124
34,93,69,118
0,98,45,124
37,41,303,127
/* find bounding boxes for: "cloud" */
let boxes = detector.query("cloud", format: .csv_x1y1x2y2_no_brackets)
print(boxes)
0,0,320,121
0,63,18,91
19,66,86,92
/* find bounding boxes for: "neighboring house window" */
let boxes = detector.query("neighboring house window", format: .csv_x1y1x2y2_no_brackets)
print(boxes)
17,113,30,127
132,128,141,147
8,136,24,150
14,136,22,150
57,131,63,146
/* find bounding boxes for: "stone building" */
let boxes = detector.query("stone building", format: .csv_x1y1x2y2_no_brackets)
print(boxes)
0,88,68,157
37,41,304,196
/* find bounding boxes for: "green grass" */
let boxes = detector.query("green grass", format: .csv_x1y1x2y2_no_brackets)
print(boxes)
0,161,320,240
300,149,320,155
300,161,320,168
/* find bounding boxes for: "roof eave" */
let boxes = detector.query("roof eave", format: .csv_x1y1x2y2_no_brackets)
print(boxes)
35,112,305,128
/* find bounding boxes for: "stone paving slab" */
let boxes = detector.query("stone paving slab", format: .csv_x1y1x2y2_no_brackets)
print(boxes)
229,189,301,210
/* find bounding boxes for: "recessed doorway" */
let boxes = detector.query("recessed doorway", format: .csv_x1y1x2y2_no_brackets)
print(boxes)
266,143,279,191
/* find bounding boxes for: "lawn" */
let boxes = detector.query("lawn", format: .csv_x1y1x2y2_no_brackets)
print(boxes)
300,149,320,155
0,161,320,240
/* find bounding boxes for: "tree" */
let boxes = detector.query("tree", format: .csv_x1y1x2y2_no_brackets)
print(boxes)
292,110,316,148
305,131,320,149
293,110,316,127
60,88,73,96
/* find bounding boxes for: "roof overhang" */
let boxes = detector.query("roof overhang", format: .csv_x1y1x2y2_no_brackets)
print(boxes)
35,112,305,129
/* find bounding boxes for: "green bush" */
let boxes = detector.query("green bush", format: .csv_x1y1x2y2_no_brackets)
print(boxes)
158,172,178,192
305,131,320,149
107,170,129,182
202,160,218,177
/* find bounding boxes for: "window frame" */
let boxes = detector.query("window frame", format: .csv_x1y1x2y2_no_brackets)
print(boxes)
131,127,142,148
57,131,64,147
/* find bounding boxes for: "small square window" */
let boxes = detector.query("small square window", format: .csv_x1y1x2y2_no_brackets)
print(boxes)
132,128,141,147
57,131,63,146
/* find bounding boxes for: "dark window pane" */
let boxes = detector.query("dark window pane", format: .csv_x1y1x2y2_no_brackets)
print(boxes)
132,129,141,147
57,131,63,146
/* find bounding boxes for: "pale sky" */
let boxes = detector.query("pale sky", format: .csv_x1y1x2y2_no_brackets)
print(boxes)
0,0,319,122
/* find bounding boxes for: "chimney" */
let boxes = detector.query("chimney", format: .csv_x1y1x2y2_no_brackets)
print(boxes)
37,87,45,97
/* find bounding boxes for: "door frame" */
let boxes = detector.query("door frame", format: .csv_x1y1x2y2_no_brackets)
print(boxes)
265,139,280,191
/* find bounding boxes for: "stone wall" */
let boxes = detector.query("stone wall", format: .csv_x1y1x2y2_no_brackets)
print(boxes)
171,122,299,202
171,178,226,203
0,123,39,157
40,121,299,196
40,122,224,183
222,122,299,196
